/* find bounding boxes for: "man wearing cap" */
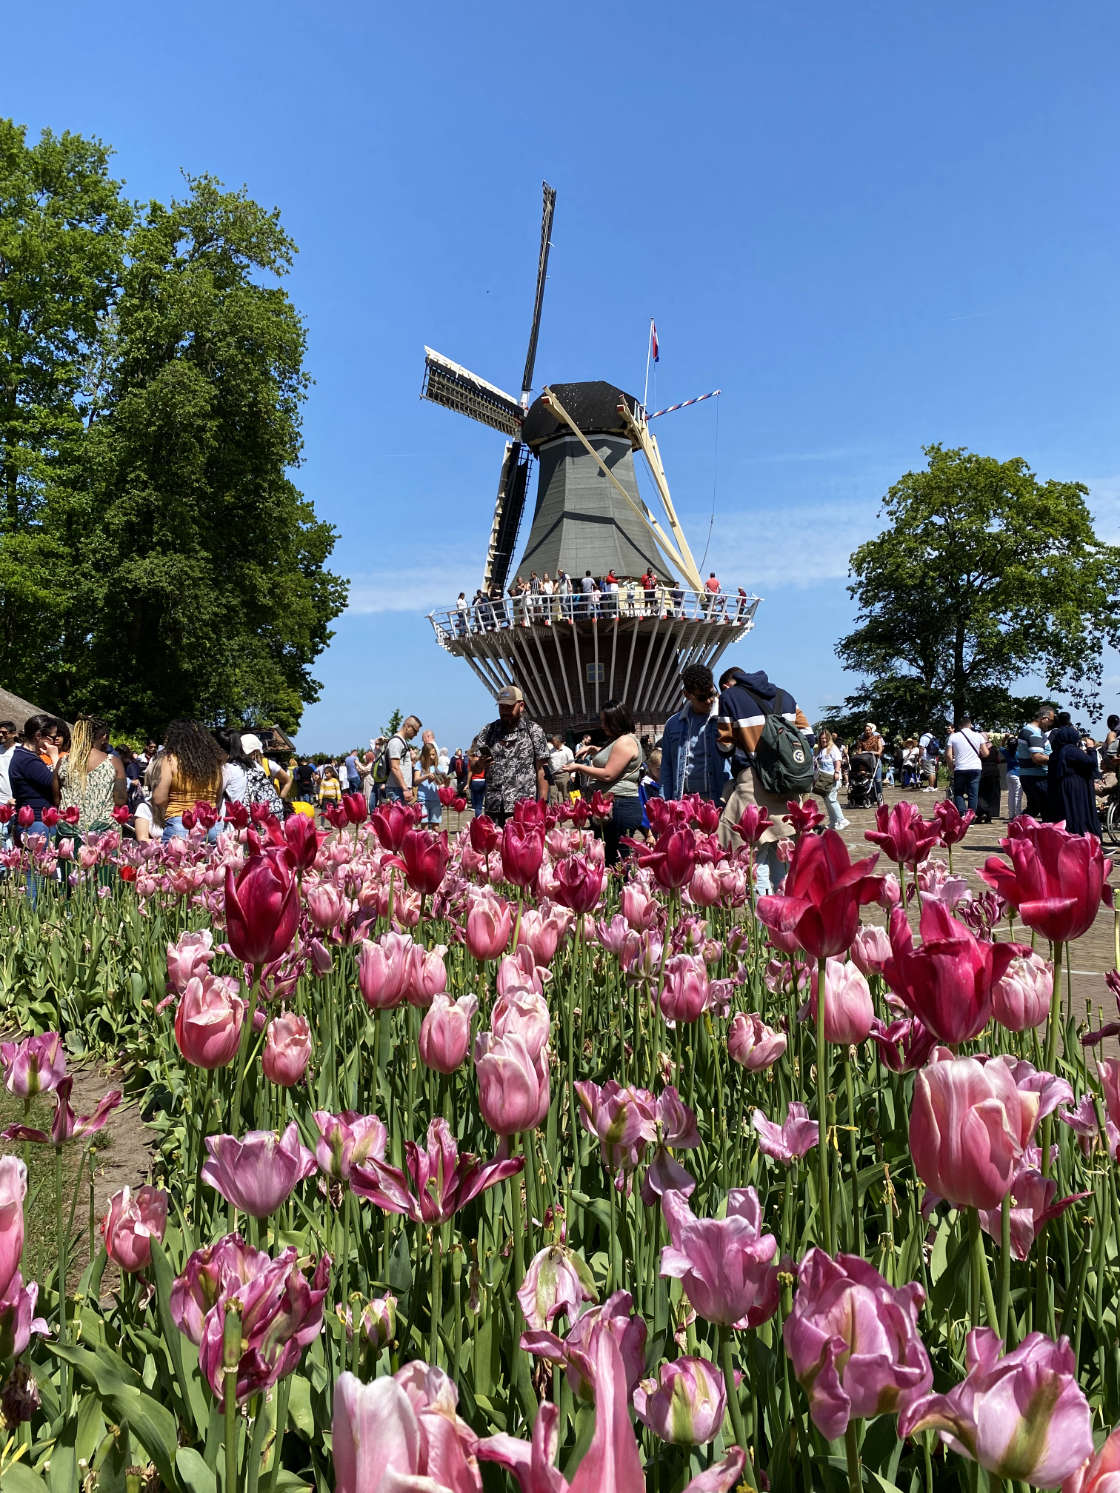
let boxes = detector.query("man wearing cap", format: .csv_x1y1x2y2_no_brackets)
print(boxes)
858,722,885,805
470,686,550,824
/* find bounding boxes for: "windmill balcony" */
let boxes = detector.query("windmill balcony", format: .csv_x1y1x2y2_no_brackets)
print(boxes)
427,585,761,736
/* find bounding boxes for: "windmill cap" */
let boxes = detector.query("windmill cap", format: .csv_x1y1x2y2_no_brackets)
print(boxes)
496,686,524,705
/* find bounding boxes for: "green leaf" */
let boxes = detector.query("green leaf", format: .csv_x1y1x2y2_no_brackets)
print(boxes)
151,1237,209,1437
48,1341,180,1489
175,1447,218,1493
1,1464,50,1493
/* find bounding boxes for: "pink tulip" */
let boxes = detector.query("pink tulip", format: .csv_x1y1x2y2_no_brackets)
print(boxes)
357,931,412,1010
351,1117,523,1224
224,847,299,966
100,1185,168,1273
660,1187,779,1328
166,929,215,991
978,819,1113,944
752,1101,819,1165
992,948,1053,1032
305,880,345,931
575,1081,658,1185
464,890,513,960
1064,1426,1120,1493
0,1272,48,1360
262,1013,312,1087
201,1123,317,1218
197,1248,330,1403
171,1233,270,1345
728,803,773,846
335,1292,397,1349
785,1248,931,1438
900,1327,1092,1486
501,821,545,888
882,900,1016,1046
475,1031,550,1135
933,798,975,848
518,1244,597,1330
0,1158,27,1297
517,901,571,964
174,974,246,1070
333,1364,481,1493
496,946,546,998
312,1110,388,1181
727,1013,787,1071
910,1050,1040,1210
0,1032,67,1098
396,826,449,896
491,986,551,1058
634,1356,727,1445
522,1288,649,1404
687,863,722,908
659,953,710,1024
806,958,874,1044
403,942,448,1007
850,924,892,979
2,1075,122,1146
620,881,661,932
976,1151,1089,1260
419,992,478,1074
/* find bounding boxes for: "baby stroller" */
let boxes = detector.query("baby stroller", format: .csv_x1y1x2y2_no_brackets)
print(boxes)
847,751,878,810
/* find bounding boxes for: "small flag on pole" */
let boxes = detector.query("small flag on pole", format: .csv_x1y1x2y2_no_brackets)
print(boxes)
650,320,660,363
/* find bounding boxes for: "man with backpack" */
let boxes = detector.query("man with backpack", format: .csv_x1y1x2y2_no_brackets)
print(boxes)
373,715,422,806
715,666,814,891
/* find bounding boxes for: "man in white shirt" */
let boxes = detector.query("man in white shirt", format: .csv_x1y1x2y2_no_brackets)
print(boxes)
0,720,15,849
548,734,574,805
384,715,421,804
945,715,987,816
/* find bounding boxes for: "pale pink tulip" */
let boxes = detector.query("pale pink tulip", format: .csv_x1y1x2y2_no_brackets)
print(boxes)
261,1013,312,1087
727,1012,787,1071
100,1185,168,1273
419,992,478,1074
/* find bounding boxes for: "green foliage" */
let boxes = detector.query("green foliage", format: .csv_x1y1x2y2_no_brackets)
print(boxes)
382,707,403,738
837,444,1120,734
0,122,347,734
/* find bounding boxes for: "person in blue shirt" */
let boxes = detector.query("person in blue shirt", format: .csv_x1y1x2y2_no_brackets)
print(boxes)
659,664,727,804
1016,705,1056,818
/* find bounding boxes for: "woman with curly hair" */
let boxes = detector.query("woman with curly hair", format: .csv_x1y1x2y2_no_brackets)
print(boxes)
151,720,225,840
57,717,126,835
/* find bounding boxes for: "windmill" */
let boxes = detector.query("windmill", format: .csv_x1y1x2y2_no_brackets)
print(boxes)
420,183,760,733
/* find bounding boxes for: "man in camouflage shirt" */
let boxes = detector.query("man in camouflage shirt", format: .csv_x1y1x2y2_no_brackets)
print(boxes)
470,685,550,824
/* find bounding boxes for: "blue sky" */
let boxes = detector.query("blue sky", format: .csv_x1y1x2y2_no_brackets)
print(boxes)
9,2,1120,749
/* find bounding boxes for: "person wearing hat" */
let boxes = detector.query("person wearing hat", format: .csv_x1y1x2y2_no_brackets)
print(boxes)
241,733,293,803
469,686,550,825
858,722,885,805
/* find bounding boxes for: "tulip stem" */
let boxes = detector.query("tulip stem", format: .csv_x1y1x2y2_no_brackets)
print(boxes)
843,1421,861,1493
815,956,835,1253
1043,941,1064,1080
999,1193,1012,1339
430,1222,444,1366
717,1327,757,1489
968,1208,999,1332
231,966,263,1134
54,1141,69,1416
223,1304,241,1493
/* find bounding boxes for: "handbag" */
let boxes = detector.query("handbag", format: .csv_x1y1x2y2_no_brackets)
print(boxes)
812,769,836,796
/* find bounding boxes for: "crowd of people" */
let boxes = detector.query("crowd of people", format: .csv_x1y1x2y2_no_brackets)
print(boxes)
2,684,1114,880
443,568,754,634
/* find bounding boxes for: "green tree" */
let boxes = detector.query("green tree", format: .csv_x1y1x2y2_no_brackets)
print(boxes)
836,445,1120,733
0,121,347,733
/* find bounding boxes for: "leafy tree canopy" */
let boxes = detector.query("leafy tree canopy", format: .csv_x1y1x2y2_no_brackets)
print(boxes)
0,121,347,735
833,444,1120,738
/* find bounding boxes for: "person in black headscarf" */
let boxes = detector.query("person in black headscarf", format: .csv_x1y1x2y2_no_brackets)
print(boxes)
1046,715,1102,835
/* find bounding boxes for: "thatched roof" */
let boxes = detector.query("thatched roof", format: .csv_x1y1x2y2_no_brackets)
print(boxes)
0,686,47,730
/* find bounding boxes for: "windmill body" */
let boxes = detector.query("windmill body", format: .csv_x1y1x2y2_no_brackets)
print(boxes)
420,185,759,735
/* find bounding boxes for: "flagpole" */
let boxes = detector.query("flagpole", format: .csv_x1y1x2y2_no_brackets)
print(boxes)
642,318,653,409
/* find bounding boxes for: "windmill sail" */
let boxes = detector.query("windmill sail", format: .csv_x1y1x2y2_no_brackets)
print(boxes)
421,348,524,438
484,441,533,594
521,183,556,403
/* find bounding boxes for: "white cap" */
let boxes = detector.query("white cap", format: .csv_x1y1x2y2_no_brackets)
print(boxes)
240,733,264,756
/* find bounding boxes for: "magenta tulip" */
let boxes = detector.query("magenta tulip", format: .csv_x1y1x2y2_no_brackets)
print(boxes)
474,1031,550,1135
261,1013,312,1087
869,1016,938,1074
756,831,882,959
224,847,299,966
396,826,450,896
2,1075,122,1146
900,1327,1092,1486
100,1185,168,1273
553,853,606,914
201,1123,317,1218
634,1357,727,1445
371,800,417,852
464,890,513,960
501,821,545,887
174,975,246,1070
312,1110,388,1181
0,1158,27,1297
784,1248,932,1438
752,1101,819,1165
469,814,500,853
281,809,322,871
882,900,1016,1045
728,1012,787,1071
0,1032,66,1098
933,798,975,848
909,1051,1040,1210
351,1117,522,1224
660,1186,779,1328
865,801,940,868
0,1273,48,1360
978,819,1112,943
419,992,478,1074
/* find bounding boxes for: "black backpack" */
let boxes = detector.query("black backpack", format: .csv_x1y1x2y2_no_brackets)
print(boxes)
753,715,815,798
373,735,403,788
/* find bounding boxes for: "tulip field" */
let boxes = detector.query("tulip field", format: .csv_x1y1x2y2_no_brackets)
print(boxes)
2,793,1120,1491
